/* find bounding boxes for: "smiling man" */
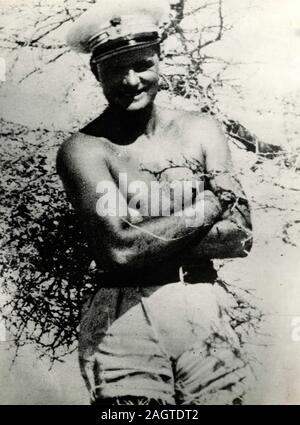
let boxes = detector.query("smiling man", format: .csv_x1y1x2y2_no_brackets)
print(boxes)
57,0,253,405
96,47,160,111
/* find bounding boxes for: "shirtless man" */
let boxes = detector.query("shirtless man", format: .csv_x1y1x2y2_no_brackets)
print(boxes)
57,0,253,405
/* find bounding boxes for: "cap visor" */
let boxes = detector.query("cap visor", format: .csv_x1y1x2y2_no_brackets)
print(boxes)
93,39,160,63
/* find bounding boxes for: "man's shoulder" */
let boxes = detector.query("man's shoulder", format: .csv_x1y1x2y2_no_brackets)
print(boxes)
181,110,222,133
184,111,226,148
56,132,112,177
161,107,222,133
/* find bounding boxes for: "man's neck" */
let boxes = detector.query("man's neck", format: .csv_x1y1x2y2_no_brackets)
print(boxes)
109,103,158,143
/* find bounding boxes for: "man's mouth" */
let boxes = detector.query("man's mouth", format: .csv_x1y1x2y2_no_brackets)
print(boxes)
123,88,146,99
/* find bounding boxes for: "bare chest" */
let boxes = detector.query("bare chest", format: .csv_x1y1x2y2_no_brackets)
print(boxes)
108,135,206,186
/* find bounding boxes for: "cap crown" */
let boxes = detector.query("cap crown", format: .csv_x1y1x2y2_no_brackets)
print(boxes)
66,0,170,58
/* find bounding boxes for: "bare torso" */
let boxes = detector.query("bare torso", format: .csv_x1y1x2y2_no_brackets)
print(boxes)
81,105,207,212
57,104,251,271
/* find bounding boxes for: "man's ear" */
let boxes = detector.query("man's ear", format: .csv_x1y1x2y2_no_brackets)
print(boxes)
156,43,162,60
90,58,101,82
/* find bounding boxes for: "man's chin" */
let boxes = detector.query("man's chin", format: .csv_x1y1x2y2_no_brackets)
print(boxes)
126,102,149,112
119,98,151,112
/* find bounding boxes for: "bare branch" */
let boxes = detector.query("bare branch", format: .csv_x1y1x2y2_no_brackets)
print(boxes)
198,0,224,50
18,48,70,83
29,16,75,45
185,1,219,16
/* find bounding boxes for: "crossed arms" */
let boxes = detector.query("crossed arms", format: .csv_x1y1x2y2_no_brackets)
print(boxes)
57,119,252,270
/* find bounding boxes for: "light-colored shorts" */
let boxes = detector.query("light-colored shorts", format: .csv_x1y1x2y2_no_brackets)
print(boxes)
79,280,252,405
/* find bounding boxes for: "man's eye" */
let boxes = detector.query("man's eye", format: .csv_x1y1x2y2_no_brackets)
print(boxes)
134,61,153,72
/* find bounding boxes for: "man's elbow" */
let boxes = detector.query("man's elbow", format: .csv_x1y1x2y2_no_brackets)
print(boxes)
236,228,253,258
232,205,253,257
223,218,253,258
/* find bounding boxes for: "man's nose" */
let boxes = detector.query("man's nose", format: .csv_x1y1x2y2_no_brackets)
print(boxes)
122,69,140,87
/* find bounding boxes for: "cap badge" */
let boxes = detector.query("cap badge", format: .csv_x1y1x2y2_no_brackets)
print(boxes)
110,16,122,27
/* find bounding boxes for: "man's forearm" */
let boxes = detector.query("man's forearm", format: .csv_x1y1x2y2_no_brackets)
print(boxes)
181,203,253,260
186,218,252,259
91,191,223,268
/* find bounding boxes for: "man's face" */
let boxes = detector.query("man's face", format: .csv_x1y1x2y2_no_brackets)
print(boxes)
97,45,160,111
